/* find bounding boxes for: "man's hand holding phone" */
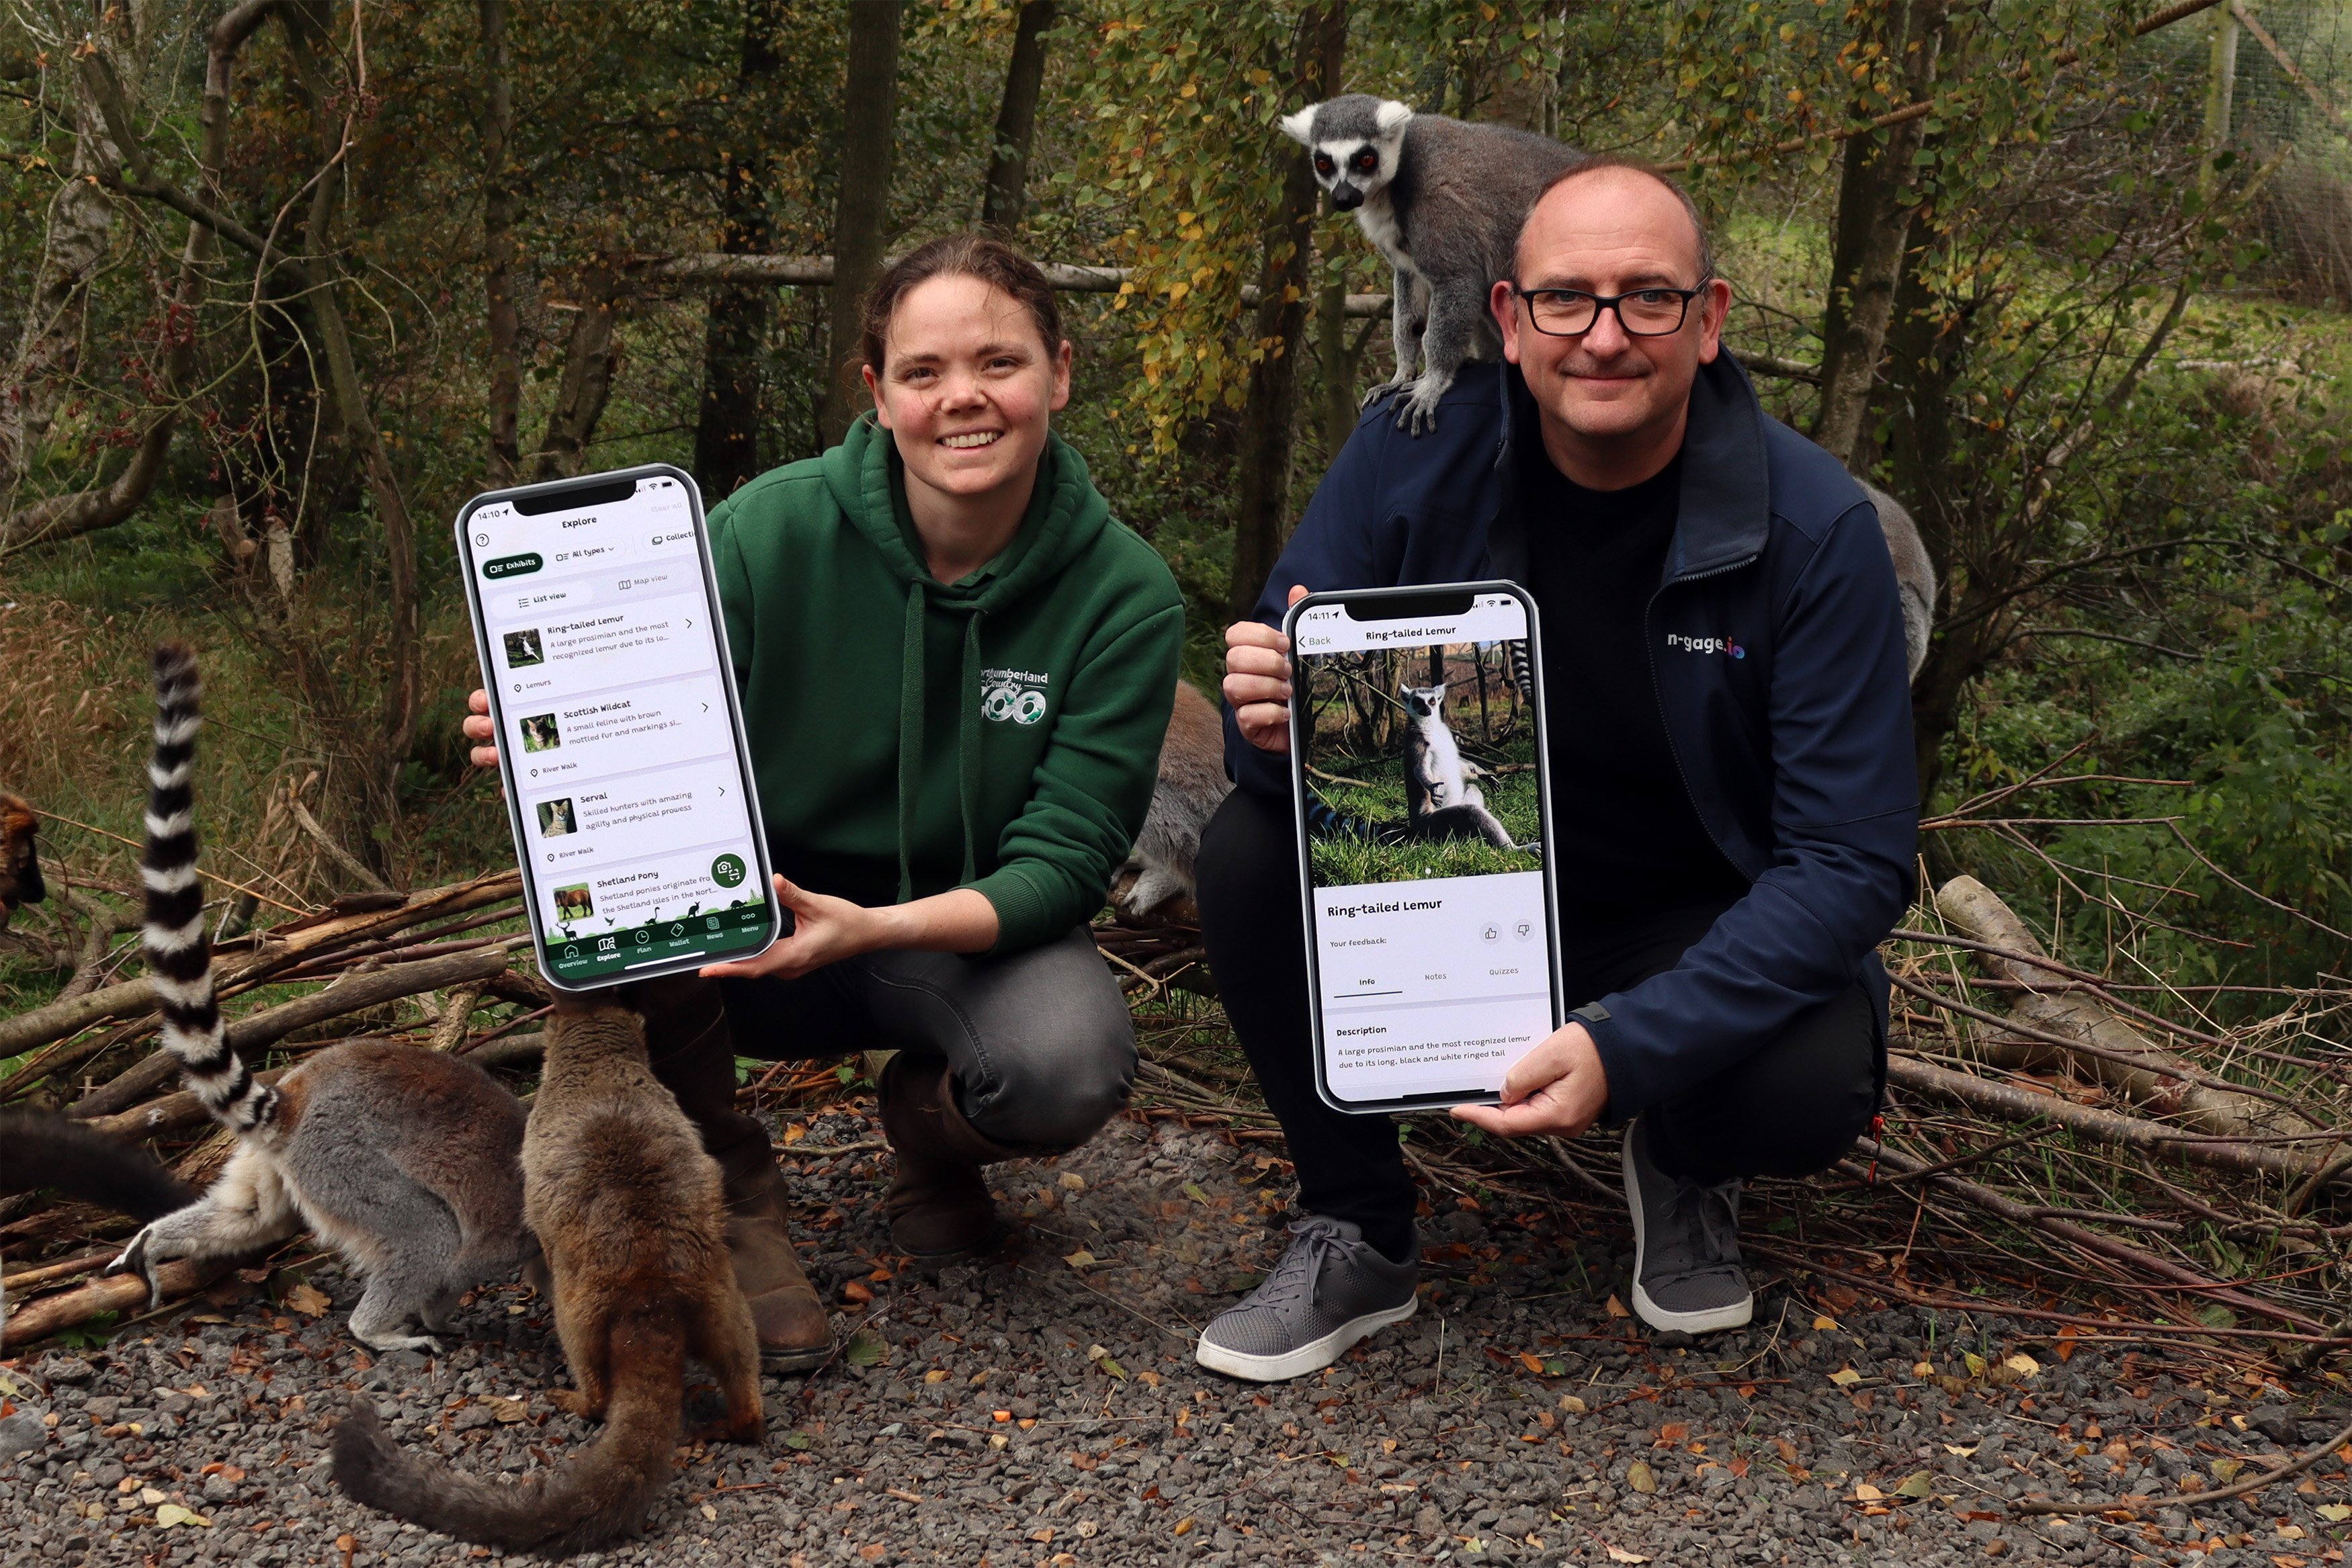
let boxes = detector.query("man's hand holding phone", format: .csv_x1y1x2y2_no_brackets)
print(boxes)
1224,584,1309,754
1450,1021,1610,1139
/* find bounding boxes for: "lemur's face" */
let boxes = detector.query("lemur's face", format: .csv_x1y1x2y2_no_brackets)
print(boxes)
1282,99,1411,213
1400,683,1447,717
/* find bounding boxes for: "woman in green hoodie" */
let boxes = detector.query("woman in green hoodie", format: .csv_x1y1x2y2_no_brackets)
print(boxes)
466,236,1183,1367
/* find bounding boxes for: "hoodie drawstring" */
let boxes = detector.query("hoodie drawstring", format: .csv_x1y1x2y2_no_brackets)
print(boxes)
894,584,985,904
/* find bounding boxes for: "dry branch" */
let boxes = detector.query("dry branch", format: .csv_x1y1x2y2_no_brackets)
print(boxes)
1932,875,2320,1141
1,1254,231,1350
67,945,511,1117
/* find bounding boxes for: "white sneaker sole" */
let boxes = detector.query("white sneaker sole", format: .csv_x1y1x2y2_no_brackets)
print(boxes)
1623,1128,1754,1336
1193,1297,1419,1383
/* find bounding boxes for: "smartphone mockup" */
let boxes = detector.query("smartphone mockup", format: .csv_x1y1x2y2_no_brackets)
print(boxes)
1286,582,1563,1114
456,464,779,991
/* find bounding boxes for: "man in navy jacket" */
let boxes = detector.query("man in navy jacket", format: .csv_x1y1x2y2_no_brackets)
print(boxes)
1191,157,1917,1382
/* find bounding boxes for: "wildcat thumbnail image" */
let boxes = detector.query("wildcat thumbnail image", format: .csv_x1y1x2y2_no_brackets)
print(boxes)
536,797,577,837
518,712,561,752
503,627,544,668
552,884,593,922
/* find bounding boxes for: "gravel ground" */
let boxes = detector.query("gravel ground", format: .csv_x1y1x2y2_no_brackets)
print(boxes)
4,1106,2349,1567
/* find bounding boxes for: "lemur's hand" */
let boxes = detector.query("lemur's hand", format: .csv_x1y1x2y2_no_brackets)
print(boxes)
462,689,499,771
1224,584,1310,754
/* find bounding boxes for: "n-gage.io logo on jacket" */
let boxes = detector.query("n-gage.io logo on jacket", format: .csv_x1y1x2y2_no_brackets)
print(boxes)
980,666,1052,725
1665,631,1745,659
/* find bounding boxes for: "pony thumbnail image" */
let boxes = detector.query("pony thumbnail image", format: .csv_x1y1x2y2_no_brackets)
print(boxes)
551,884,593,922
503,627,544,668
1298,639,1543,889
517,712,561,752
536,797,577,837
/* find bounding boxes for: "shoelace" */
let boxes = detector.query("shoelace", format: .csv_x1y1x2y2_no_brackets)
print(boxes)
1238,1217,1354,1312
1651,1172,1743,1276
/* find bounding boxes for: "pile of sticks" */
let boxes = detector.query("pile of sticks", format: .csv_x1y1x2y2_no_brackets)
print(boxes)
1,869,551,1348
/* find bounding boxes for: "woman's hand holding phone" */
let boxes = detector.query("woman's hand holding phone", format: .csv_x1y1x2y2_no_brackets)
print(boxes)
462,688,499,770
1224,584,1310,753
699,877,1003,983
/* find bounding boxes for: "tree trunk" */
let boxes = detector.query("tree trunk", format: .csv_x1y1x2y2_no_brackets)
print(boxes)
0,94,122,489
818,0,903,447
694,0,785,500
1,1,284,554
2198,5,2238,196
479,0,521,486
529,269,623,482
980,0,1054,232
1227,3,1345,625
1810,0,1946,469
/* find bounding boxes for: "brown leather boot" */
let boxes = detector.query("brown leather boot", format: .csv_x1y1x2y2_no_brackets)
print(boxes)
630,973,832,1371
876,1052,1027,1263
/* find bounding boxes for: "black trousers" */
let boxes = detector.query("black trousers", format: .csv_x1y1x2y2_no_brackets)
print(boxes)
1195,787,1879,1257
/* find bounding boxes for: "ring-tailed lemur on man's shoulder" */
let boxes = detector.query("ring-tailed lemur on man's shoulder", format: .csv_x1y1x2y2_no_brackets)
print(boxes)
1282,93,1581,437
106,644,532,1353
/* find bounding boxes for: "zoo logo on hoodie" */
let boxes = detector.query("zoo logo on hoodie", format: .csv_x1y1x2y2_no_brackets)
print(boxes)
980,666,1052,726
1664,631,1746,660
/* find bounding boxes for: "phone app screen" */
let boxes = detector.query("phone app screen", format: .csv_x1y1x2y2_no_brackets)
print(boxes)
1294,592,1555,1106
466,474,770,984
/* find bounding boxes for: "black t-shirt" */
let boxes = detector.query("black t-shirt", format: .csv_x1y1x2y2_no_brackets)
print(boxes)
1521,447,1750,926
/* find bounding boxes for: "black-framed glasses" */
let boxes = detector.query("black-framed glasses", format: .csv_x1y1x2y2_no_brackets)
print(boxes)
1512,280,1710,337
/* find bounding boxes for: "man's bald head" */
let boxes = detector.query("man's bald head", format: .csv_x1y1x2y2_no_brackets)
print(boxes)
1514,157,1713,285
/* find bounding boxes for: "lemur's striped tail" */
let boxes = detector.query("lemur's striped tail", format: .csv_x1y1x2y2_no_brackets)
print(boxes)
142,644,274,1134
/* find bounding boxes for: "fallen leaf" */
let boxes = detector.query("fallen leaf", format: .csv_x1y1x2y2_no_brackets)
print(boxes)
2317,1504,2351,1523
1030,1526,1054,1542
1138,1370,1163,1389
700,1504,718,1522
140,1487,168,1506
783,1122,807,1144
282,1282,331,1318
2003,1353,2041,1379
784,1433,811,1450
858,1545,886,1562
2210,1456,2244,1482
1656,1422,1689,1444
484,1396,528,1424
843,1330,886,1368
1060,1172,1086,1191
1604,1294,1631,1319
1829,1368,1862,1388
1854,1484,1884,1502
842,1280,875,1304
1558,1395,1588,1415
1895,1471,1935,1499
1181,1182,1210,1203
2055,1325,2079,1362
1964,1351,1988,1379
1605,1547,1650,1564
1173,1518,1195,1536
1626,1460,1656,1494
1063,1250,1097,1270
1944,1443,1980,1457
153,1504,210,1528
1518,1352,1545,1375
1813,1315,1841,1331
1775,1437,1799,1464
1097,1357,1128,1380
923,1369,949,1385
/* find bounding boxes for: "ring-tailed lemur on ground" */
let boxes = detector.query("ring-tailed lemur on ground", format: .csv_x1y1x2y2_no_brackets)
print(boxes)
0,790,43,931
106,644,534,1353
1282,93,1581,437
1120,679,1232,917
336,1004,761,1553
1398,683,1517,848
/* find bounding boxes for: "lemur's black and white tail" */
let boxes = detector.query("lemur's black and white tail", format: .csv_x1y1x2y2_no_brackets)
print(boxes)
142,644,274,1134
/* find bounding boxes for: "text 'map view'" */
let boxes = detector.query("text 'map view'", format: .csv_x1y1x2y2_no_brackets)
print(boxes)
468,475,770,984
1294,591,1558,1108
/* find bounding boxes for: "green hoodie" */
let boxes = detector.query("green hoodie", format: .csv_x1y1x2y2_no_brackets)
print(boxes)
708,419,1183,955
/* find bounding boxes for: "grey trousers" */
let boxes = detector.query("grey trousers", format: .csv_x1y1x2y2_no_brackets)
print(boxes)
716,924,1137,1150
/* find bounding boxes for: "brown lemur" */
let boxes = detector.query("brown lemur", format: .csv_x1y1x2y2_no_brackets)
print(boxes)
333,1002,763,1554
104,644,532,1354
0,789,45,932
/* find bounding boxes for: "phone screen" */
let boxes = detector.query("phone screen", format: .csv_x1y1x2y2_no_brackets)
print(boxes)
1290,586,1560,1110
458,466,776,988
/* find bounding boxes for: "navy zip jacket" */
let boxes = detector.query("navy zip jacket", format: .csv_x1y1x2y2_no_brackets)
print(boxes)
1227,354,1918,1121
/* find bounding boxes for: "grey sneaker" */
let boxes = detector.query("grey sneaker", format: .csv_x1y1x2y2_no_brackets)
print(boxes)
1622,1117,1753,1334
1194,1216,1419,1382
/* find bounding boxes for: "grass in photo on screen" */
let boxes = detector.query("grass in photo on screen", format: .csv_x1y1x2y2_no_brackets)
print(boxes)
1298,638,1543,889
503,627,544,668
